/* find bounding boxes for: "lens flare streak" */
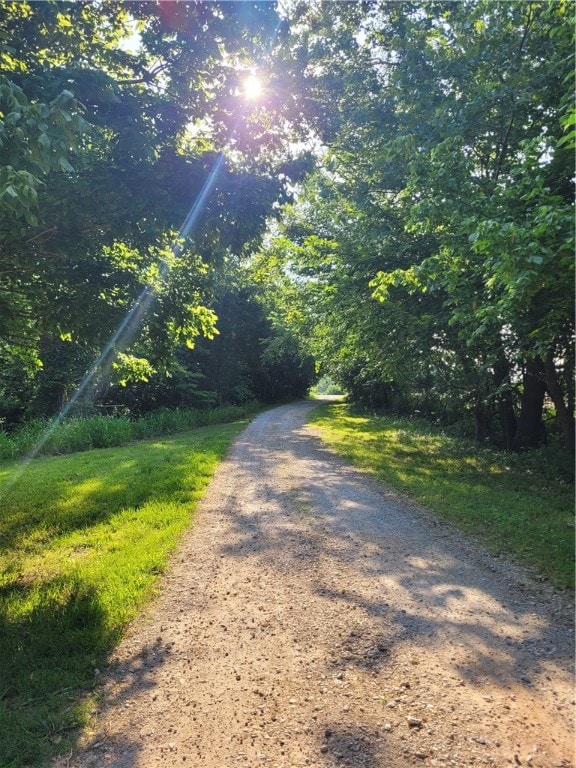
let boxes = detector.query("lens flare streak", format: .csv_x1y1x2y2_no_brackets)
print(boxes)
0,17,285,499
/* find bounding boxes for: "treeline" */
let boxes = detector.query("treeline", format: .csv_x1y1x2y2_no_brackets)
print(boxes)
0,2,314,430
1,281,313,426
1,2,573,454
256,0,574,453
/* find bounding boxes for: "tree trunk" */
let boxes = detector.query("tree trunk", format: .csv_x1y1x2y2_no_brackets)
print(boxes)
473,402,491,442
493,354,517,451
544,352,575,455
513,356,547,451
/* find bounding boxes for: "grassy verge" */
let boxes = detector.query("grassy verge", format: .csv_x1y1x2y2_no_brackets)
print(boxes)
0,402,261,460
0,420,247,768
309,403,574,591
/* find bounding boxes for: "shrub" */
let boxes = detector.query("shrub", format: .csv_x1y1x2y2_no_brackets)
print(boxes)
0,402,261,460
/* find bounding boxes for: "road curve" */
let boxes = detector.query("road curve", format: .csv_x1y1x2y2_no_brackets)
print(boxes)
56,400,574,768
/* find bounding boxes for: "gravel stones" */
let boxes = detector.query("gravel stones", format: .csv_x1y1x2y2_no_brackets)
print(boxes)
53,401,576,768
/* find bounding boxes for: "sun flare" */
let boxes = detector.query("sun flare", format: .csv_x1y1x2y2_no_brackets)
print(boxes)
243,73,262,100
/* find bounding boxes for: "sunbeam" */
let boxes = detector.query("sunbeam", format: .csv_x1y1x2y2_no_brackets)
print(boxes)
0,16,286,501
0,152,225,501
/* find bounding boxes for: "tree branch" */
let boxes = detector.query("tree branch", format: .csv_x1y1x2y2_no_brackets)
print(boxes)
491,4,539,183
25,227,58,244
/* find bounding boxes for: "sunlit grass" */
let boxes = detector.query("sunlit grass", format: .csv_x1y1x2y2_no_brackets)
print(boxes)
309,403,574,591
0,421,246,768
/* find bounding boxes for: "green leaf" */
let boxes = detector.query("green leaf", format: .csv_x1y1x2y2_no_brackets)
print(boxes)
58,156,74,172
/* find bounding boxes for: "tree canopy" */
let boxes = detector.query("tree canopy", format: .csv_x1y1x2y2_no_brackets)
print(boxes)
256,0,574,452
0,0,312,417
0,0,573,453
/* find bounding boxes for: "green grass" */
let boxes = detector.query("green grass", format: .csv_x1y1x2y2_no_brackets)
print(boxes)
309,403,575,591
0,420,247,768
0,403,261,460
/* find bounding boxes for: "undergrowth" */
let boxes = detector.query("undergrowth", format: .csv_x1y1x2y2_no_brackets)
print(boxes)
0,402,260,460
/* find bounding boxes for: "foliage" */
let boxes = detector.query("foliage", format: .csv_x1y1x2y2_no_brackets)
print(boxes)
1,1,573,476
261,0,574,452
91,248,315,413
0,0,296,412
311,376,345,396
0,421,247,767
0,402,261,460
310,403,574,590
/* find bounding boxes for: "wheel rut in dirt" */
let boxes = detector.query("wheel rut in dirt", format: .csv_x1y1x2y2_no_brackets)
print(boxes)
56,400,575,768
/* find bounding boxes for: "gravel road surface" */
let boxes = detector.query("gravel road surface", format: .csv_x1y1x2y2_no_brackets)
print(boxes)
56,400,575,768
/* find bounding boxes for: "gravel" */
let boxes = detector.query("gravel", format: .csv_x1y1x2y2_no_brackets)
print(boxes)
55,400,575,768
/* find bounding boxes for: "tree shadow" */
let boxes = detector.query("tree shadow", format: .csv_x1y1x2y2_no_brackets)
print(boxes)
0,435,219,768
221,405,574,691
45,402,574,768
0,438,214,551
318,725,383,768
0,577,115,767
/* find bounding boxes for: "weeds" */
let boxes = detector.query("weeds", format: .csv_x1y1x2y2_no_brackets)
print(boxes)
0,403,260,460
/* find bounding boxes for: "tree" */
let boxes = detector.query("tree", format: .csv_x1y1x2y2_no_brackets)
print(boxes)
259,0,574,451
0,1,302,419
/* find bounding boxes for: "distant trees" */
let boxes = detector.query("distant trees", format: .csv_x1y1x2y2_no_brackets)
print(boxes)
0,1,312,424
98,280,314,415
1,1,573,448
260,0,574,452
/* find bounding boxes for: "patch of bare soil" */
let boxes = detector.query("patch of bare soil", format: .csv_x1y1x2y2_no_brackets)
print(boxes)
55,401,575,768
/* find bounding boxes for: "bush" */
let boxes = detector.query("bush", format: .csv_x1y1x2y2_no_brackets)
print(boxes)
0,430,16,460
0,402,261,460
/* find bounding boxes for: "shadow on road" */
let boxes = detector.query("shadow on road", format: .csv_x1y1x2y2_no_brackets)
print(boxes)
54,401,574,768
219,407,573,683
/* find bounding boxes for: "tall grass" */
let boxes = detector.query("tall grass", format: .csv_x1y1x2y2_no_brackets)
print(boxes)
0,403,260,460
309,403,575,591
0,421,247,768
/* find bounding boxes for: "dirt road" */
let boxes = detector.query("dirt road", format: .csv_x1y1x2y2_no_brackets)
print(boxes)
57,400,575,768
